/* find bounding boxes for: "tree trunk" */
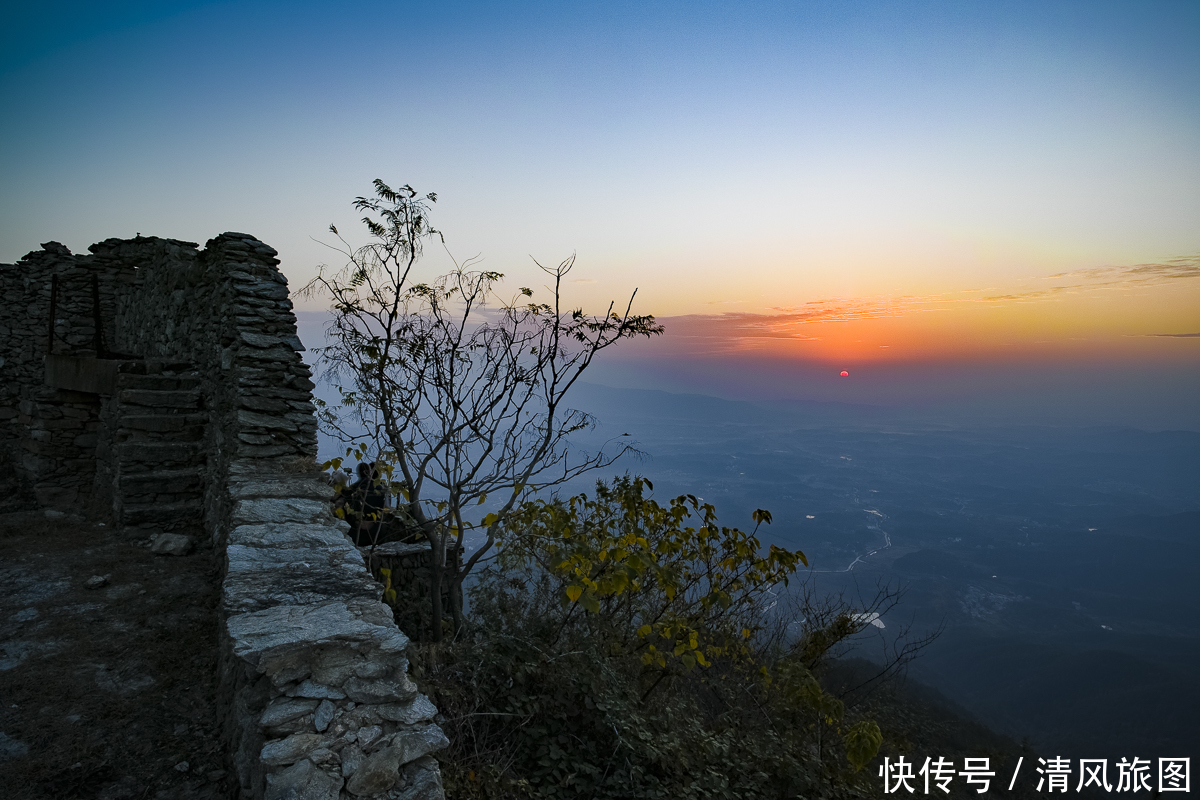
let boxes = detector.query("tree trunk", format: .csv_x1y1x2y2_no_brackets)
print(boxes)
429,533,445,643
449,567,464,634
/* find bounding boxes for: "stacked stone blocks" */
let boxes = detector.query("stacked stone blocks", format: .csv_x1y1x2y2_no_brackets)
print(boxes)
0,233,447,799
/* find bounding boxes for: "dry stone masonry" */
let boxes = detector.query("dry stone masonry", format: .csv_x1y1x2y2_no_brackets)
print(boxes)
0,234,447,799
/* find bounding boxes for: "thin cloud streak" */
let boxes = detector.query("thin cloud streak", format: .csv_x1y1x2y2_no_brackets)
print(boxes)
1137,332,1200,338
984,255,1200,302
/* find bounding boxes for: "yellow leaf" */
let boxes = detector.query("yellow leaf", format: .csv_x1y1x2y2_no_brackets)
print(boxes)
565,585,583,603
637,624,652,638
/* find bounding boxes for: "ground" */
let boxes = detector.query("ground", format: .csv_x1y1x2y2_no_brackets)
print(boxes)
0,509,231,799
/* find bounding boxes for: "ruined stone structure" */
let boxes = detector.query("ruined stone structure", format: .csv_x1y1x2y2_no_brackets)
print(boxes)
0,235,446,799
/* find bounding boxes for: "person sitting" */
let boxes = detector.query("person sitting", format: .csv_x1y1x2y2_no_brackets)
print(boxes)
347,461,390,546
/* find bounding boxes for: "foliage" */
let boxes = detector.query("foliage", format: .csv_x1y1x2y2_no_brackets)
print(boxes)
302,180,663,639
414,477,894,799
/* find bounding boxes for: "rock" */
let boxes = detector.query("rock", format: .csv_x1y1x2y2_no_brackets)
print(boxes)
314,700,335,732
391,724,449,766
291,680,346,700
260,698,319,728
261,733,323,766
394,755,445,800
85,574,111,589
307,747,339,766
228,522,352,550
174,761,190,773
264,758,343,800
231,497,330,526
240,331,283,348
375,695,438,725
229,479,331,501
352,660,390,679
150,533,194,556
340,744,364,778
344,744,403,796
356,725,383,750
311,648,360,686
44,509,67,520
343,675,417,705
226,600,409,672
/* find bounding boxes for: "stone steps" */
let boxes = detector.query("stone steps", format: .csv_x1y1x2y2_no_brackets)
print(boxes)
107,360,209,536
118,468,204,493
116,413,207,443
117,360,196,375
115,440,205,467
117,374,204,391
117,388,203,410
121,498,205,527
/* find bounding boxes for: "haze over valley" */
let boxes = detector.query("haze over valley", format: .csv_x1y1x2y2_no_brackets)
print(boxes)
561,383,1200,758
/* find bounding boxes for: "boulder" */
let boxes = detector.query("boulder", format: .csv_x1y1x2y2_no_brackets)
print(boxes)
150,533,194,556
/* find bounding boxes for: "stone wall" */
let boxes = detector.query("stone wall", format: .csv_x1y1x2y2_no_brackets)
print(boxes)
0,235,447,799
0,241,133,507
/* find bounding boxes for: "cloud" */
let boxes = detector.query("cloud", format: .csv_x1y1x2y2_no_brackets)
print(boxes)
665,299,914,338
651,296,944,354
1047,256,1200,282
980,255,1200,303
1138,332,1200,338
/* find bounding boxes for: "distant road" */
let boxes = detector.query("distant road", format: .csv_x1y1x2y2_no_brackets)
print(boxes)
811,494,893,573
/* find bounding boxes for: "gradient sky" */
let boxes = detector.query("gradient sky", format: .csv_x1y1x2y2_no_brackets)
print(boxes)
3,1,1198,425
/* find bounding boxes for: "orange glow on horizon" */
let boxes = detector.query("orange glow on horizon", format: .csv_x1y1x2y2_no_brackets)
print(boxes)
613,274,1200,367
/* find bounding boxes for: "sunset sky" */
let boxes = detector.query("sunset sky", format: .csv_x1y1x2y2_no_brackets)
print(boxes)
3,1,1197,426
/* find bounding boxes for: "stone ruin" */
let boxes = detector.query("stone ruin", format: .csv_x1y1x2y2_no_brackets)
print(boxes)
0,234,447,799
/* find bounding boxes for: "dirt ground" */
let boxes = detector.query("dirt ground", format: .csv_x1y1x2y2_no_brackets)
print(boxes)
0,510,232,799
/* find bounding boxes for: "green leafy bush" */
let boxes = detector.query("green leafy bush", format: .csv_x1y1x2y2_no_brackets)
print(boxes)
412,477,887,799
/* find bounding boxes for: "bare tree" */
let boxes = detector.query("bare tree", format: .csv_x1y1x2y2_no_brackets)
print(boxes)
301,180,663,639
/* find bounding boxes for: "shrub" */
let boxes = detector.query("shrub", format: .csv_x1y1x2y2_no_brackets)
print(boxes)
411,477,887,799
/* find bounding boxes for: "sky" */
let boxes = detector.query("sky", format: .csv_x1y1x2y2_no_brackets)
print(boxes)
3,1,1198,427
